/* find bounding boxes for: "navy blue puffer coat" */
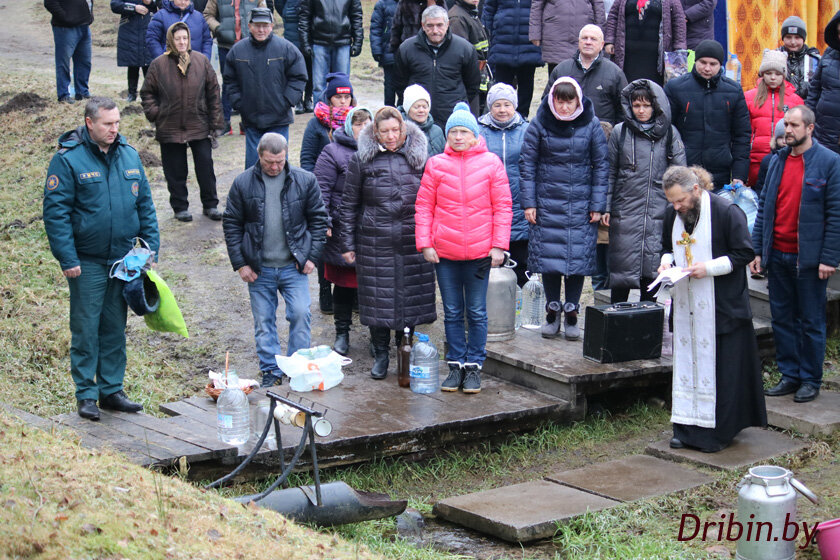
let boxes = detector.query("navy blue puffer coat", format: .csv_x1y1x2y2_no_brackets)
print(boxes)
146,0,213,59
278,0,302,47
806,11,840,156
519,96,609,275
111,0,157,67
481,0,542,68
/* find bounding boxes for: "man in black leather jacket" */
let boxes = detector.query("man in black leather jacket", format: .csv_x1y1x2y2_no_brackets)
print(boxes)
298,0,364,104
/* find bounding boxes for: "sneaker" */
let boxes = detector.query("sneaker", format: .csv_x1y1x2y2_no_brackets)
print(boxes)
540,301,562,338
174,210,193,222
58,96,76,104
203,208,222,221
260,371,283,388
295,101,306,115
304,98,314,113
440,362,463,392
563,302,580,341
125,93,137,102
75,93,91,101
462,363,481,394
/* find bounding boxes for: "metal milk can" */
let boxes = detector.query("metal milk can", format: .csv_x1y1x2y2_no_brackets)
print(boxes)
486,254,517,341
735,465,819,560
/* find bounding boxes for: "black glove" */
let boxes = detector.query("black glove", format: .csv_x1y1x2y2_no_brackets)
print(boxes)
350,43,362,57
372,53,382,63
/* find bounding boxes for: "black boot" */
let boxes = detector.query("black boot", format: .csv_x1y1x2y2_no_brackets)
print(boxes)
333,302,352,356
370,327,390,379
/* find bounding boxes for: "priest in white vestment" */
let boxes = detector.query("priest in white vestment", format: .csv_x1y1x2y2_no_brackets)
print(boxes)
658,166,767,453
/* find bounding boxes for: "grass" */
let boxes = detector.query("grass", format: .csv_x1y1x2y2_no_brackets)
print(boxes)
0,411,383,559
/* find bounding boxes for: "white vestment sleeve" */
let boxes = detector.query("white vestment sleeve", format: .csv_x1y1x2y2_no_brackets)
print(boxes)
705,256,733,277
661,253,674,267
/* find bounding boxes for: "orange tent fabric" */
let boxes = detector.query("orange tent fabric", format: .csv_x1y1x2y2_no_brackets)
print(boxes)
727,0,839,90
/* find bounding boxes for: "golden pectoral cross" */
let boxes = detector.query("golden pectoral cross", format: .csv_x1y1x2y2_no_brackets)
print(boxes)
677,231,696,266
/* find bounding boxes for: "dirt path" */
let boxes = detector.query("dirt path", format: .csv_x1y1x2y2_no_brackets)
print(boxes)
2,0,399,384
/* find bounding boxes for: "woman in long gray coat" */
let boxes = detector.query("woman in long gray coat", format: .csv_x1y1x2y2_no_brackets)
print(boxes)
602,79,685,302
338,106,437,379
529,0,604,74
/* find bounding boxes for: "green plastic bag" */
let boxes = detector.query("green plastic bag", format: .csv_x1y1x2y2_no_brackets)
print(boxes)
143,269,189,338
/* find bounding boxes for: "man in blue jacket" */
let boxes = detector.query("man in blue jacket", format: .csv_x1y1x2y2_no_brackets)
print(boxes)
223,133,328,388
224,7,308,169
44,0,93,103
43,98,160,420
751,105,840,403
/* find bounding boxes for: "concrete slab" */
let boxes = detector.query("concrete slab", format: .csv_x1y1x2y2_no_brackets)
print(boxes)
432,480,619,543
645,427,807,471
765,390,840,435
546,455,713,502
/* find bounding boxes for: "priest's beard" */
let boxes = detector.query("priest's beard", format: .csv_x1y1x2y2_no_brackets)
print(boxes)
679,193,702,233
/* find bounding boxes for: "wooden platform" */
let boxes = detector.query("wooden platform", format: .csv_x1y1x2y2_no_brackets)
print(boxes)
483,326,671,413
46,369,570,479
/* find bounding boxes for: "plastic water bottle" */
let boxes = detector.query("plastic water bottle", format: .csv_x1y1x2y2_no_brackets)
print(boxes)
725,54,741,85
520,272,546,330
217,371,250,446
514,285,523,330
410,333,439,394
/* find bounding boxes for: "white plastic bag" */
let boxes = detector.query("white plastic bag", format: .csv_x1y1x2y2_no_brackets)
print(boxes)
275,345,350,392
719,183,759,233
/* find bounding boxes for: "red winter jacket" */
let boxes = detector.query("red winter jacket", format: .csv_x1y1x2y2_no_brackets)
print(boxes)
745,80,803,185
416,136,512,261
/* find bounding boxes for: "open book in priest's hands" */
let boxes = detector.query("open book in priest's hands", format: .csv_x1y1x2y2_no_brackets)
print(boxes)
647,266,691,297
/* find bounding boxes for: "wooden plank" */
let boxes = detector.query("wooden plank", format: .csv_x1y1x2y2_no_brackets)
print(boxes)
106,411,238,461
54,411,209,463
54,413,172,465
159,400,216,424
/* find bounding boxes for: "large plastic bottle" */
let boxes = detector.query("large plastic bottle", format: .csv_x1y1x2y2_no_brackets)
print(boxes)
514,285,523,330
397,327,412,388
725,54,741,85
288,366,343,392
409,333,439,394
217,371,250,446
520,272,546,330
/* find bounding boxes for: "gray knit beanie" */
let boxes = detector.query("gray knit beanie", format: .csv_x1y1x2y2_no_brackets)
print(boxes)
781,16,807,40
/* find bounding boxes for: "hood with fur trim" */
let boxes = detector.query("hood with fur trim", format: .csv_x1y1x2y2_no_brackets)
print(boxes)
356,120,428,170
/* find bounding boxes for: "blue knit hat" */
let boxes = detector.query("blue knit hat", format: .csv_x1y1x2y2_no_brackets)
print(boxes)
445,102,478,137
324,72,353,102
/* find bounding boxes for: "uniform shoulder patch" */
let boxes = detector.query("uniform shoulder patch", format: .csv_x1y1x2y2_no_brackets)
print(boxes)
46,175,59,191
131,181,139,196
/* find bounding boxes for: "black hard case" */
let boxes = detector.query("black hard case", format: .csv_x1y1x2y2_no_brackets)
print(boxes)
583,301,665,363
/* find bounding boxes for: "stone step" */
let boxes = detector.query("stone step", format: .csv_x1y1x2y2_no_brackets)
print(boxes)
432,480,619,543
645,427,807,471
546,455,713,502
765,390,840,436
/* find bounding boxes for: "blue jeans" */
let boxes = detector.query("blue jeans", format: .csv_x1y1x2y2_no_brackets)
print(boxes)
312,44,351,103
436,258,490,365
248,264,312,374
217,46,232,124
52,25,91,100
767,251,828,388
244,126,289,169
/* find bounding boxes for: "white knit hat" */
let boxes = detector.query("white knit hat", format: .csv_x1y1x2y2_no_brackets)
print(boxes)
402,84,431,113
759,49,788,77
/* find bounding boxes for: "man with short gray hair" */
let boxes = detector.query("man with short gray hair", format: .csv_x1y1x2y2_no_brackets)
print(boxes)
543,24,626,124
395,5,481,126
659,165,766,452
223,132,329,388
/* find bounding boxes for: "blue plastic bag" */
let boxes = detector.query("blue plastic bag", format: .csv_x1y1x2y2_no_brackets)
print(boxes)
719,183,759,233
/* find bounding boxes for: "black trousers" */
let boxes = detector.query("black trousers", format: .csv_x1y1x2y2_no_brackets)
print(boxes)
160,138,218,213
127,65,148,96
382,63,397,107
493,64,537,118
508,239,529,287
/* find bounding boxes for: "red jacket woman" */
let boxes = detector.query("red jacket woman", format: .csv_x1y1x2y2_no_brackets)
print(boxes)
745,50,804,186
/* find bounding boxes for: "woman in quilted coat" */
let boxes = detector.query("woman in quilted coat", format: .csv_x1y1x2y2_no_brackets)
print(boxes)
519,77,609,340
416,102,512,394
338,107,437,380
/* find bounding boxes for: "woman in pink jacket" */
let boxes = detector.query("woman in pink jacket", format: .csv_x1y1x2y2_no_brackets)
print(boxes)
416,102,512,394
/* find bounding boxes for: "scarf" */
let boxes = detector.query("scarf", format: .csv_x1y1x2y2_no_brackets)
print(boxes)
314,101,352,131
164,22,191,76
480,111,523,130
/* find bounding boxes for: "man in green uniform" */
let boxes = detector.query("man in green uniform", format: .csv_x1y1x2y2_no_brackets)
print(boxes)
44,97,160,421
